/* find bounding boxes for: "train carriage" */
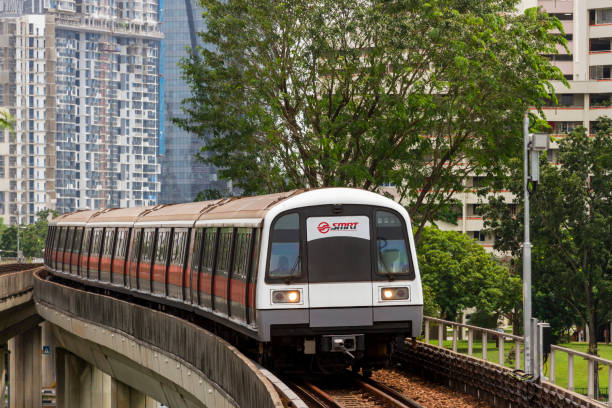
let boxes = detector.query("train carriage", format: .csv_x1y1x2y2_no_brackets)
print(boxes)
46,188,423,371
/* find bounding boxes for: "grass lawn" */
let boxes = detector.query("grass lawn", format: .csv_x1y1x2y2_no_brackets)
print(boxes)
546,343,612,395
424,338,612,395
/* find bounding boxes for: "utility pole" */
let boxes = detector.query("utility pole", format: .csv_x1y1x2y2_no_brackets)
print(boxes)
522,112,549,376
523,112,532,375
16,214,19,264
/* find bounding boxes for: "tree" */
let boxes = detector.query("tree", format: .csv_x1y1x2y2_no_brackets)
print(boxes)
417,226,521,323
0,110,14,133
194,188,223,202
0,209,57,258
176,0,566,241
483,119,612,381
532,122,612,356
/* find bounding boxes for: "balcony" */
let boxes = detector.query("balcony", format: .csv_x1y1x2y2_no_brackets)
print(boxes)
590,24,612,39
539,106,586,121
589,51,612,66
539,0,573,14
588,107,612,120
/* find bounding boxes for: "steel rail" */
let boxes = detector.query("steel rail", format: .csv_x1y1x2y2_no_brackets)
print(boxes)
352,375,424,408
295,380,344,408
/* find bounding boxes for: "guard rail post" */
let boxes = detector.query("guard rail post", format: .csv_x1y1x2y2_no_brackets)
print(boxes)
514,340,521,370
550,349,555,383
452,325,458,353
498,334,504,366
438,323,443,348
568,354,574,391
587,360,594,399
424,320,430,343
608,365,611,407
482,332,487,361
468,329,473,356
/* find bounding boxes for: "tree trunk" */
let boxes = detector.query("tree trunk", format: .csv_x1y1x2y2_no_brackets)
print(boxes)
587,316,599,398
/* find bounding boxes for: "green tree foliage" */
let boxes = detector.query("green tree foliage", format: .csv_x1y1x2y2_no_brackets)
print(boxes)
194,188,223,202
417,226,521,323
483,119,612,358
0,110,14,133
0,209,57,258
176,0,566,241
422,283,441,318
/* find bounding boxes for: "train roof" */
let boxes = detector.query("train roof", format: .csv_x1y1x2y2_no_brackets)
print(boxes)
50,188,404,228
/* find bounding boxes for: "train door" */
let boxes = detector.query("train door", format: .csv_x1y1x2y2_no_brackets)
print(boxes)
228,228,252,323
80,228,92,279
128,228,142,289
212,227,234,316
199,228,217,310
189,228,204,306
304,206,374,327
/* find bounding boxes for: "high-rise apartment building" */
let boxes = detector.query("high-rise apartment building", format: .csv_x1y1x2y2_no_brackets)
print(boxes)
437,0,612,250
0,1,163,223
159,0,227,204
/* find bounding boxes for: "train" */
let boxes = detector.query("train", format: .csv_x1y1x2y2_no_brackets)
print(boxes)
45,188,423,373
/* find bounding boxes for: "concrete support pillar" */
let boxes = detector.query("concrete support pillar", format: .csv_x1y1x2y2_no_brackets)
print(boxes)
56,350,159,408
56,348,88,408
121,382,158,408
41,322,55,389
0,343,6,408
111,379,160,408
8,325,41,408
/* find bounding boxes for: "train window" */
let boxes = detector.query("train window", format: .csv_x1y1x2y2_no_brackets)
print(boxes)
55,227,62,251
114,228,129,259
170,228,188,266
72,228,83,254
233,228,252,281
140,228,155,264
103,228,116,257
375,211,414,278
216,228,234,275
65,228,74,255
82,228,91,255
191,228,204,273
91,228,104,255
130,229,142,261
203,228,218,270
267,213,300,279
155,228,171,265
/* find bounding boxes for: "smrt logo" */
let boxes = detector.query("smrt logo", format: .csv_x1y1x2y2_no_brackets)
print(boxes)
317,221,358,234
317,222,330,234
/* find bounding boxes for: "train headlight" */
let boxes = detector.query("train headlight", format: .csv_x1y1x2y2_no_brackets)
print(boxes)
272,290,301,304
381,287,409,301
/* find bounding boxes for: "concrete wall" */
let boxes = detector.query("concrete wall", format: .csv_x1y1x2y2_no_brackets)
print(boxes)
34,270,282,408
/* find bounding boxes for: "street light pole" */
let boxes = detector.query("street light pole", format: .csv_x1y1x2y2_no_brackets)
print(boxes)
16,215,20,263
523,111,532,375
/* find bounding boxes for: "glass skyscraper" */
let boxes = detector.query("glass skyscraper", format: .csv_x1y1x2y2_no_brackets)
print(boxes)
159,0,226,204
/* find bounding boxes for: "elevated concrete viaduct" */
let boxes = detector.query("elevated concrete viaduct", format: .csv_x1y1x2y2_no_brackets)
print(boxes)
0,264,282,407
0,265,45,407
34,269,282,408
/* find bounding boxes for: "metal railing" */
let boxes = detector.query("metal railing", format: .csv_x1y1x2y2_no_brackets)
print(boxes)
550,344,612,405
423,316,523,369
423,316,612,407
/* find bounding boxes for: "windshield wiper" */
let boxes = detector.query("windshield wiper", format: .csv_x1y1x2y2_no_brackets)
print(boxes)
283,256,301,285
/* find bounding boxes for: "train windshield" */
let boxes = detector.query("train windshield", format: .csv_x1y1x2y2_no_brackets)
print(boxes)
375,211,413,278
306,215,371,283
268,213,301,278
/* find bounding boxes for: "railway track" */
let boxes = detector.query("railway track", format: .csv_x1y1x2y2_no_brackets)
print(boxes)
0,263,42,274
286,372,424,408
